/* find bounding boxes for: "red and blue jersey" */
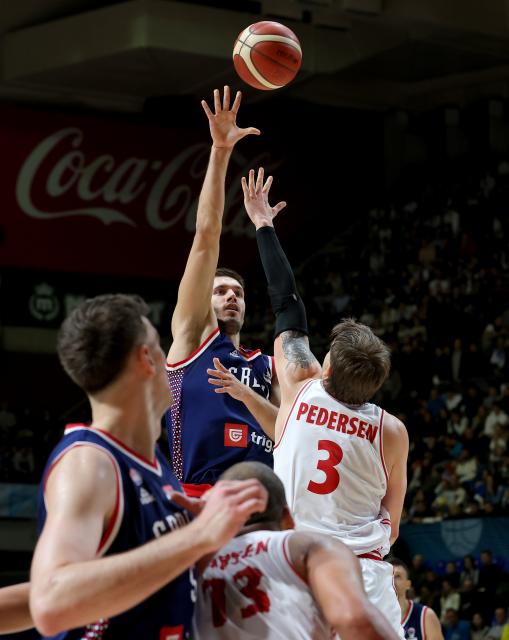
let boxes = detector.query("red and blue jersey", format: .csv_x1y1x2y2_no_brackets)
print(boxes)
165,329,274,490
402,601,429,640
37,424,195,640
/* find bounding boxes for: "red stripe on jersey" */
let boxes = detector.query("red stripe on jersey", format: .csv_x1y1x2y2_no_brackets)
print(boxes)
282,533,308,585
274,379,315,449
378,409,389,484
167,328,220,369
422,605,429,640
97,451,122,555
358,550,384,561
181,483,213,498
401,600,413,626
64,424,160,471
238,345,262,360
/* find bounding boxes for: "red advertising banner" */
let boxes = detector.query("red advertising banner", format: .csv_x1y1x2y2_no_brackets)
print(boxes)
0,105,280,278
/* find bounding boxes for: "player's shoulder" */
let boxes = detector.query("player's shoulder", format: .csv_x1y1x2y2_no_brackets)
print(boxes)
381,410,409,456
382,410,408,436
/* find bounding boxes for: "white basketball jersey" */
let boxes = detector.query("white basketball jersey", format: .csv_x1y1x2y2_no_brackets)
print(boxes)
274,379,391,557
193,530,333,640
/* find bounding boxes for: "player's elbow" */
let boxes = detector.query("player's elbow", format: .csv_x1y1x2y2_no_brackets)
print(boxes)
195,217,221,239
333,603,387,640
30,590,68,636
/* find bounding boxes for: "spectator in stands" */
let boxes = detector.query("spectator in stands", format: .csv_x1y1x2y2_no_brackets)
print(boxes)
445,562,461,589
456,449,478,485
459,578,486,622
460,556,480,588
484,405,508,438
443,608,471,640
487,608,508,640
410,554,428,592
471,612,490,640
440,580,461,623
478,551,504,597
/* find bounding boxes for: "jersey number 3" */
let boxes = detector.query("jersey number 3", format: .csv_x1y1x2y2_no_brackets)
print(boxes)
307,439,343,495
203,566,270,628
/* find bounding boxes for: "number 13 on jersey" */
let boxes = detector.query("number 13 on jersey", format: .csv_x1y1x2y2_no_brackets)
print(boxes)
307,440,343,495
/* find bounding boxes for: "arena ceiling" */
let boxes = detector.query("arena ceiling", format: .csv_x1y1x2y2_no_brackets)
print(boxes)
3,0,509,112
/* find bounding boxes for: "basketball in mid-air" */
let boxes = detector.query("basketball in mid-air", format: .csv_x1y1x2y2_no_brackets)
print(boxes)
233,21,302,91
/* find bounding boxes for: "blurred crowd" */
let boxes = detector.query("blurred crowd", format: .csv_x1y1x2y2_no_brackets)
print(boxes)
406,550,509,639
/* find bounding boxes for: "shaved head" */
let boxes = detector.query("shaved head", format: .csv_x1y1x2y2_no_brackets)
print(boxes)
221,462,287,525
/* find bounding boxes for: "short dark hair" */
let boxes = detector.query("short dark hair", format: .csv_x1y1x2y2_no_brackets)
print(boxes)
57,294,150,394
215,267,245,290
325,318,391,405
390,557,410,578
220,461,287,526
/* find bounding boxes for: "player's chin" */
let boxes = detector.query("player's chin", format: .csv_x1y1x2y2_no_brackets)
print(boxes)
218,317,243,335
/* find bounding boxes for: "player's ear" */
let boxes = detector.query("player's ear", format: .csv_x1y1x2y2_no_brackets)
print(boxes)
280,505,295,530
322,351,332,378
136,343,156,377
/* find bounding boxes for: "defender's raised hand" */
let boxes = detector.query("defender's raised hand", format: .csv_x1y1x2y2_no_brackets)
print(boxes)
201,86,260,149
241,167,287,229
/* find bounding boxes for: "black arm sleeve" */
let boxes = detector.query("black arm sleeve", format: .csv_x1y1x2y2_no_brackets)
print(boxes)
256,225,308,337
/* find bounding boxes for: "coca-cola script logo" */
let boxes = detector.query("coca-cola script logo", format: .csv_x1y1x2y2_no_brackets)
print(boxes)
15,127,280,236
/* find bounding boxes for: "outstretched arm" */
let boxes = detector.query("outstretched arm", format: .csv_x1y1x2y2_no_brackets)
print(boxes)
288,532,400,640
0,582,33,633
241,168,321,403
169,87,260,364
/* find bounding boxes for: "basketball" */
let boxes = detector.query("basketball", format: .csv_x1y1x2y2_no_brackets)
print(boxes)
233,21,302,91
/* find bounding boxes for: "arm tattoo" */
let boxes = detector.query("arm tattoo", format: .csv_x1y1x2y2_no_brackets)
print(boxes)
280,331,319,370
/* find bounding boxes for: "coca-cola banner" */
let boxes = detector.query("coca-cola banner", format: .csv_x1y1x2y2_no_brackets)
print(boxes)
0,104,283,278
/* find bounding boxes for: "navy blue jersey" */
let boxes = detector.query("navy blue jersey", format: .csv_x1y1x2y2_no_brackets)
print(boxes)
166,329,274,486
37,425,195,640
402,601,429,640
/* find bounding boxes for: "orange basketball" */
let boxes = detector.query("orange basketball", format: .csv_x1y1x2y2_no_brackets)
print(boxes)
233,21,302,91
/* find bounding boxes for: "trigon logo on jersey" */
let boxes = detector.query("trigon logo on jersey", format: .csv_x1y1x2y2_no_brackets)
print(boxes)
224,423,248,448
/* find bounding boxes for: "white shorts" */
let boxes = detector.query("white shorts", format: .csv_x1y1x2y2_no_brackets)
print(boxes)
360,558,405,639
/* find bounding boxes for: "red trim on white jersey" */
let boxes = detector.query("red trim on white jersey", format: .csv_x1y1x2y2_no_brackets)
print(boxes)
274,379,315,449
282,533,307,586
43,442,124,556
64,425,162,475
379,409,389,484
358,549,384,561
381,518,392,526
401,600,413,626
166,328,220,371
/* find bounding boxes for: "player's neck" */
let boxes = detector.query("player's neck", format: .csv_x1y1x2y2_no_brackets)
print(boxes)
399,596,411,620
89,393,160,461
238,522,280,536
